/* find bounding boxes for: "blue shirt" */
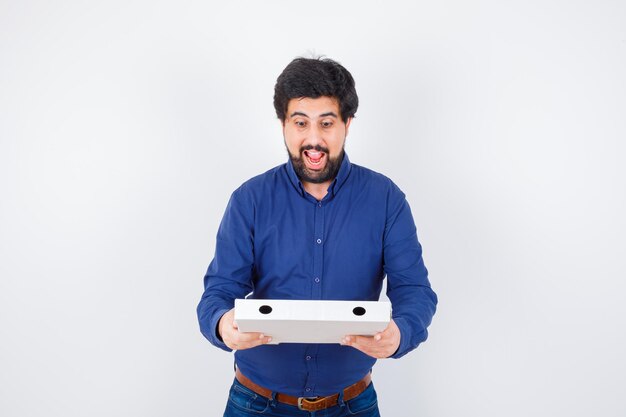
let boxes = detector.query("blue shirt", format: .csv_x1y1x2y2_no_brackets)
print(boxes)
197,153,437,397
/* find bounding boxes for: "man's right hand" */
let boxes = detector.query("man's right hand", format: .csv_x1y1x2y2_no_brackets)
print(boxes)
218,308,272,350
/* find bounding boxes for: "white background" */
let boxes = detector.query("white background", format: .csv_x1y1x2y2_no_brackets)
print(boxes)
1,1,625,416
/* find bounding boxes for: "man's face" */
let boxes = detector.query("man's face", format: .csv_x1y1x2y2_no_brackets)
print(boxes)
282,96,351,184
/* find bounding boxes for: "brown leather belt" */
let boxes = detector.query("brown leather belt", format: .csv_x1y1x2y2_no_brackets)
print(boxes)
235,368,372,412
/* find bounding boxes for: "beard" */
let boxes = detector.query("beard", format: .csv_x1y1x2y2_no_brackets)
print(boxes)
286,144,345,184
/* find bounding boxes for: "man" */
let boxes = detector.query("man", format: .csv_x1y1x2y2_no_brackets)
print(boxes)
197,57,437,416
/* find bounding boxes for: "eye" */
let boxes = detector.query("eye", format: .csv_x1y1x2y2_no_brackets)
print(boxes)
321,120,333,128
295,120,307,128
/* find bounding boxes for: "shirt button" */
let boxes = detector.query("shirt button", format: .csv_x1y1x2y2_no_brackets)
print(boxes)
318,202,322,208
306,355,312,361
314,277,320,283
305,388,311,392
316,238,322,244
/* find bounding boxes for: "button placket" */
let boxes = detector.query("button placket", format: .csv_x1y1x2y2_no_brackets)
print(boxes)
312,201,324,300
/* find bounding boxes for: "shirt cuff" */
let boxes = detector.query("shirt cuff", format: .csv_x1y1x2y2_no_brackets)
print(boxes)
389,316,411,359
210,308,233,352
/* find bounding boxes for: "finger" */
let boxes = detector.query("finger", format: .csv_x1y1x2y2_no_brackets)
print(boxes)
345,340,386,358
236,331,267,343
373,332,383,341
353,339,393,354
370,321,399,345
347,335,381,347
378,326,393,337
233,335,273,350
347,334,395,354
230,331,272,349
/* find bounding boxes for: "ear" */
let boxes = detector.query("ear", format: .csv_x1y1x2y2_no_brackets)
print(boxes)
344,117,353,136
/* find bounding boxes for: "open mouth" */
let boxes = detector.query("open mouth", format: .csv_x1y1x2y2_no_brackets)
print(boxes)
303,150,326,170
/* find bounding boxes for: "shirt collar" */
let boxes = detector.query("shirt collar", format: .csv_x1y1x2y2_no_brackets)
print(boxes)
330,152,352,196
285,152,353,199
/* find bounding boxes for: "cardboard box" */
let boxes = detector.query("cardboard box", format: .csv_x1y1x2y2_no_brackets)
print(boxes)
234,299,391,344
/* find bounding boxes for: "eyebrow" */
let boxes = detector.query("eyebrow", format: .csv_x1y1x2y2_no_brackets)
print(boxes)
289,111,339,119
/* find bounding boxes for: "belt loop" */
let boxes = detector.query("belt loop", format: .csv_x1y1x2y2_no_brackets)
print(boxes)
269,392,277,408
337,390,345,408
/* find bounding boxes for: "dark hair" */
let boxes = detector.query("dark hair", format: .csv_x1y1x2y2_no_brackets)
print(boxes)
273,57,358,123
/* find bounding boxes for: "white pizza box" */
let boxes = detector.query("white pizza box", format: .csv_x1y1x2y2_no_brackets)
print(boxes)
234,299,391,344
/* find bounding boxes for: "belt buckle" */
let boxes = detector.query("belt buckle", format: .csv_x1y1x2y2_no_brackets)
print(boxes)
297,396,323,411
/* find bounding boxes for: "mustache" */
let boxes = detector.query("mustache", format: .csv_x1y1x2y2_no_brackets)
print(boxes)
300,144,329,154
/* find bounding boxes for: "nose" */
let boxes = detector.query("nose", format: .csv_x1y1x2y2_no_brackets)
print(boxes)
308,123,324,146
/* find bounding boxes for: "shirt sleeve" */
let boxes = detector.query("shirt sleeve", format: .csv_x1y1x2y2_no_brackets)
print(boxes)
383,182,438,359
196,186,255,352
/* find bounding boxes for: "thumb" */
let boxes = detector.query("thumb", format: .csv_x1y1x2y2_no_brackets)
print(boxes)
380,321,396,337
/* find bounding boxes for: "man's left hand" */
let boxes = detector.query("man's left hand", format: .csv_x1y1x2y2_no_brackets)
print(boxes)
341,319,401,359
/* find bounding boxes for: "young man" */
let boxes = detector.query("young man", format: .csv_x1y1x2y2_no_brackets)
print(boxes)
197,57,437,416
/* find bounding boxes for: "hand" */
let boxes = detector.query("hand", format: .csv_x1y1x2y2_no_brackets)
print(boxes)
218,308,272,351
341,319,401,359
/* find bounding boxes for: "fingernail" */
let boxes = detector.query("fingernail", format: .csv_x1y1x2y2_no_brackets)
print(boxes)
259,334,265,339
375,335,381,341
267,337,272,343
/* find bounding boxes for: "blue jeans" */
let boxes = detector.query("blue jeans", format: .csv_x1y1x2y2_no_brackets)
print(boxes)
223,377,381,417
